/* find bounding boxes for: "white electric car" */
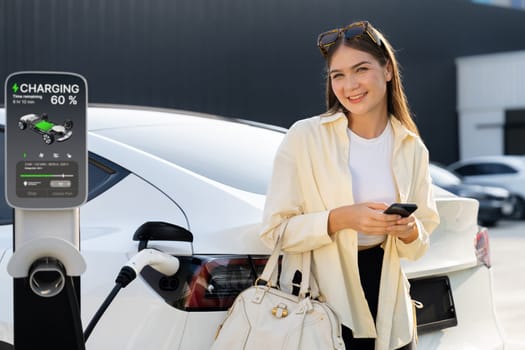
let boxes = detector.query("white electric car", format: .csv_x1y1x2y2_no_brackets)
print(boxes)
0,105,504,349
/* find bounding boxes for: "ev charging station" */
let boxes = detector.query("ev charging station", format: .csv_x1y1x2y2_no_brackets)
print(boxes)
4,72,88,349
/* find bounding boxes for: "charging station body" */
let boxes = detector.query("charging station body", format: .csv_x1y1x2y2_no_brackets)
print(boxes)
4,72,88,350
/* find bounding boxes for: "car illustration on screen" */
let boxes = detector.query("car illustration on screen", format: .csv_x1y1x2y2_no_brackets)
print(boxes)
18,113,73,145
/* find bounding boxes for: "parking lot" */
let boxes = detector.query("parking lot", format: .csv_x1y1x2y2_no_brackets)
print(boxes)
489,220,525,349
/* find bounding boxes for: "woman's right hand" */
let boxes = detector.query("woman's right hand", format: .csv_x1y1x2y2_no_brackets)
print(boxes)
328,202,401,236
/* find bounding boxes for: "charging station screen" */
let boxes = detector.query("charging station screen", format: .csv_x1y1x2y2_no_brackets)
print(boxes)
5,72,87,209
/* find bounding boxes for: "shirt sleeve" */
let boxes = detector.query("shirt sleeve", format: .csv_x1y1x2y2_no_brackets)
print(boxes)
396,141,440,260
259,126,334,253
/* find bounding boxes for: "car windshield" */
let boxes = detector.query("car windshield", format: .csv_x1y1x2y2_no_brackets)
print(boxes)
430,163,461,187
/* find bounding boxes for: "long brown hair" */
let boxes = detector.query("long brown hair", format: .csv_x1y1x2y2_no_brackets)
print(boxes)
322,21,419,135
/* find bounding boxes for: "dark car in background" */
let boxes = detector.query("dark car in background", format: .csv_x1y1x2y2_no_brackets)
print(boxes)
430,163,514,226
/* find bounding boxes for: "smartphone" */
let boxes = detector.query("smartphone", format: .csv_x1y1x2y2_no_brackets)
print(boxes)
383,203,418,217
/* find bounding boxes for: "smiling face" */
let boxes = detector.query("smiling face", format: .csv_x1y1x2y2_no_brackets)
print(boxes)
329,45,392,121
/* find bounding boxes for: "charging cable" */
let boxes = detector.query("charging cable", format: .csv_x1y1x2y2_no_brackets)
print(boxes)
83,249,180,342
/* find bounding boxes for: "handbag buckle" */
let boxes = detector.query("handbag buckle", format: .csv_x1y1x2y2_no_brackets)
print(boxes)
271,303,289,318
254,277,272,288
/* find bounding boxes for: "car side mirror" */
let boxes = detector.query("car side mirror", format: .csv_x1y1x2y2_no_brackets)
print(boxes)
133,221,193,252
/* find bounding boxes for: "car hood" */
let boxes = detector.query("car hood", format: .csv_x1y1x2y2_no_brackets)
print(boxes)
0,228,10,263
0,250,6,266
442,183,509,200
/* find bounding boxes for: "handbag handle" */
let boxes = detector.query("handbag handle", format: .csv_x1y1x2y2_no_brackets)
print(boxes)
259,221,312,297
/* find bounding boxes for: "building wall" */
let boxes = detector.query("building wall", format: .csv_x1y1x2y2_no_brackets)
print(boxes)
2,0,525,164
456,51,525,159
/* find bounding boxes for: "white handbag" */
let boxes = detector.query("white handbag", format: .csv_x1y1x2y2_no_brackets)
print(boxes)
211,235,345,350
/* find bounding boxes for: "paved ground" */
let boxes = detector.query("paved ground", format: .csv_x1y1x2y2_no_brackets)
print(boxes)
489,220,525,350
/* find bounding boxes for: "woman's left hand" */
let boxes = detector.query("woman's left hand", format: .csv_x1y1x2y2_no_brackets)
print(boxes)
386,215,418,244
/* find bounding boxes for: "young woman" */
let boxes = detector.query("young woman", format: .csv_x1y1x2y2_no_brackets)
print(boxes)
260,21,440,350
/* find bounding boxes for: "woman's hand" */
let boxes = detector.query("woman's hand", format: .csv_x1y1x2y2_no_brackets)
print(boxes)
328,202,419,243
386,215,419,243
328,202,400,235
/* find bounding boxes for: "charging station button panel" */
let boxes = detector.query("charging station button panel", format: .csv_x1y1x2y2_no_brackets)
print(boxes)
16,161,78,198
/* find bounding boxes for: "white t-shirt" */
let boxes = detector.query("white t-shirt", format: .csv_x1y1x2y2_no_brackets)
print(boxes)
348,122,396,246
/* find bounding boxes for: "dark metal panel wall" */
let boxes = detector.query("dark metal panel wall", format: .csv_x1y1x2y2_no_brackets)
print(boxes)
2,0,525,164
0,0,6,83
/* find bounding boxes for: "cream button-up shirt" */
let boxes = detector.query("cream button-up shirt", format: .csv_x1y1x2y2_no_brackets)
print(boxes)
260,112,440,350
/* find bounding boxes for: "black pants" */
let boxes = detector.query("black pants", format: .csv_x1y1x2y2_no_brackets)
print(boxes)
342,245,414,350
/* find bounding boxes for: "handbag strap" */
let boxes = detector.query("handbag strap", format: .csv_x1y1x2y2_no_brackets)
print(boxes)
298,250,311,297
259,228,284,285
259,221,312,297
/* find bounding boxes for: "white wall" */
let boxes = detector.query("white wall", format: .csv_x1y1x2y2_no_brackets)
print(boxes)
456,51,525,159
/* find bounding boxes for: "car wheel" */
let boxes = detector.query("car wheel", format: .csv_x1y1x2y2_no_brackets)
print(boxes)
43,133,54,145
64,120,73,130
509,195,525,220
18,121,27,130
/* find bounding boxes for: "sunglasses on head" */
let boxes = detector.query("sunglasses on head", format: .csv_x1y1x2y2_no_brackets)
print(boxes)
317,21,382,57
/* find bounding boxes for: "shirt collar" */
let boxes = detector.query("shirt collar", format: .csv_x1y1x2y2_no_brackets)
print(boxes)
321,111,416,142
320,111,347,125
390,115,417,141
